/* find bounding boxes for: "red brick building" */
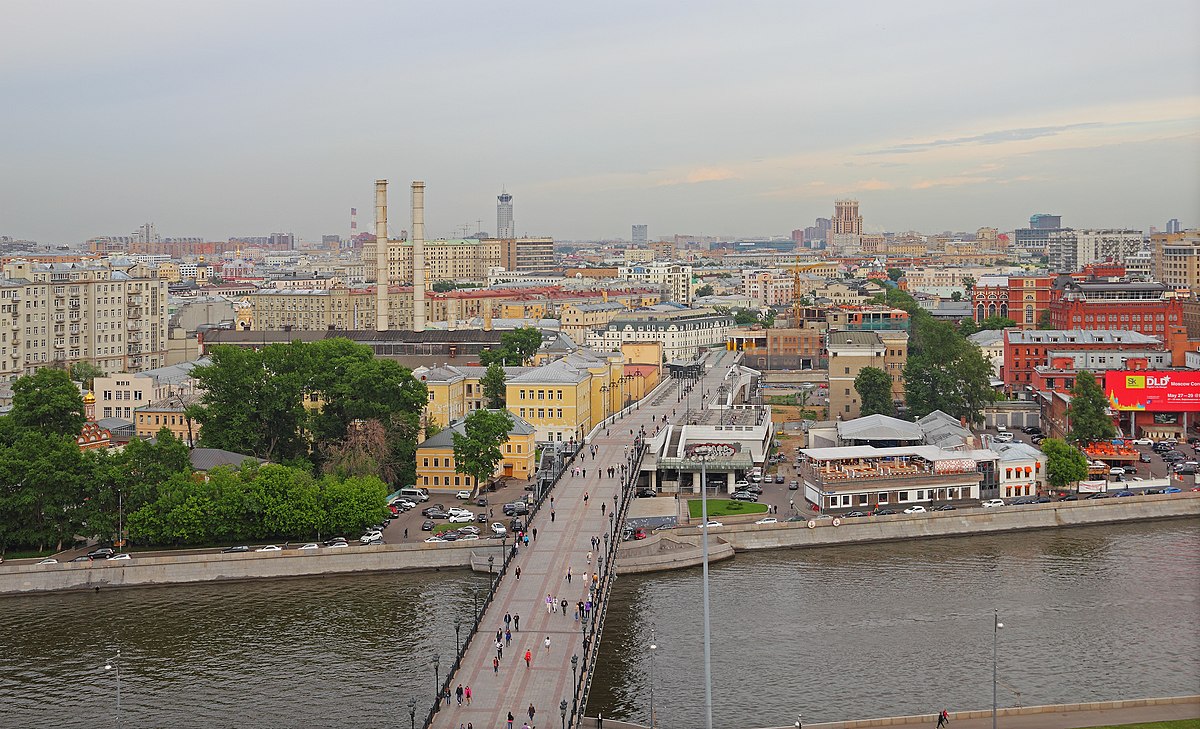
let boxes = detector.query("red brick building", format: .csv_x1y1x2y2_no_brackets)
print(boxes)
1047,278,1183,337
971,275,1054,328
1002,329,1165,396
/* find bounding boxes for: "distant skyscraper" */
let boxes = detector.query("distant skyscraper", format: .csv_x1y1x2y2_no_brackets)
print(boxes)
828,200,863,252
632,224,648,246
1029,213,1062,230
496,189,514,239
1166,218,1182,234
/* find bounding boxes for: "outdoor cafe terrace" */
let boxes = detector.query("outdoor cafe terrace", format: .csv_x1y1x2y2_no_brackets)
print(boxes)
799,445,981,490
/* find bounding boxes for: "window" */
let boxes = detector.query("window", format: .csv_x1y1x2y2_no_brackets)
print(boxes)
878,493,888,504
423,458,429,467
898,491,910,502
433,458,440,467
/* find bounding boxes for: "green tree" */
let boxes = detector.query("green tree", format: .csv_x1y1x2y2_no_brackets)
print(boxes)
452,409,513,492
0,429,88,552
962,275,976,291
733,310,760,326
886,267,904,282
854,366,894,417
1067,370,1117,445
903,320,996,423
501,327,544,365
950,291,963,302
1037,309,1054,330
481,362,507,408
432,280,456,293
1042,438,1089,491
958,317,979,336
978,315,1017,330
11,368,86,438
68,361,106,390
695,284,714,298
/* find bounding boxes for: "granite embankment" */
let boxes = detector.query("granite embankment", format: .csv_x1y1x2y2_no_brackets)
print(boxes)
2,493,1195,595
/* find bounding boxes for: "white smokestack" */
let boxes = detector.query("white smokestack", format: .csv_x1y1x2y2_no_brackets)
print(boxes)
412,180,427,332
375,180,389,331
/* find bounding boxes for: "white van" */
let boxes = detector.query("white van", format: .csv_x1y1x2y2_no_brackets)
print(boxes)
399,487,430,503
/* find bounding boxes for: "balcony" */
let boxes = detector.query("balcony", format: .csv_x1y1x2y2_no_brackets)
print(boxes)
128,308,143,319
127,321,142,332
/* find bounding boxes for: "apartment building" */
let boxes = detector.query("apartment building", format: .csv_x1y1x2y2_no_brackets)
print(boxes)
414,364,533,429
1151,230,1200,292
741,269,794,306
1048,229,1144,273
617,263,694,305
415,412,538,492
365,236,555,285
1047,278,1182,337
826,330,908,418
587,306,733,361
0,261,169,381
559,302,629,344
92,360,205,421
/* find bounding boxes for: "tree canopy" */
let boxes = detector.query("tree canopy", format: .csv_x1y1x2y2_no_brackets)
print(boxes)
452,409,513,491
11,368,85,438
695,284,714,298
886,268,904,282
854,366,894,417
978,315,1017,330
432,280,456,293
1042,438,1089,490
479,327,544,366
68,361,106,390
1067,370,1117,445
481,362,507,409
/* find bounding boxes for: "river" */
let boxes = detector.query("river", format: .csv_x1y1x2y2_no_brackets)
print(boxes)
1,521,1197,729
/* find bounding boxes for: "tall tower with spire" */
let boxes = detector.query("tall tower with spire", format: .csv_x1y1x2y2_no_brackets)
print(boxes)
497,188,514,239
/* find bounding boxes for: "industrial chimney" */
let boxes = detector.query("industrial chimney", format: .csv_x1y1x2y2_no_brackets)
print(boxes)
412,180,427,332
375,180,389,331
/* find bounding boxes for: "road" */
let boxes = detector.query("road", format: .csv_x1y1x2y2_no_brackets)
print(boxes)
429,352,733,729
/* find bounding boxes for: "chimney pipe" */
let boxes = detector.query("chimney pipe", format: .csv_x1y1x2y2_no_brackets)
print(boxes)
374,180,389,331
412,180,427,332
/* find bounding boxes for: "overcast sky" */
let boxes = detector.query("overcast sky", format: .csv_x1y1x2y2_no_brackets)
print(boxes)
2,0,1198,244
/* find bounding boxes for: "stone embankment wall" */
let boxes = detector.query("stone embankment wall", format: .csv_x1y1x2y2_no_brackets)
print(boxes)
0,541,506,596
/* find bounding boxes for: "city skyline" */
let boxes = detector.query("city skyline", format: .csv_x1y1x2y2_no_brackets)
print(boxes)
2,0,1198,244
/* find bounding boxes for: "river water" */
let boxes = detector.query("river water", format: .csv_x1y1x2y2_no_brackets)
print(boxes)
1,521,1197,729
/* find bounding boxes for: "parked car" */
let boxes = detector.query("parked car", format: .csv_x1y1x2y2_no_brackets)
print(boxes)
931,504,957,511
298,543,320,550
636,488,656,498
872,508,898,516
699,520,724,528
842,511,868,518
992,432,1014,443
458,526,481,536
734,480,749,490
903,505,927,514
1114,490,1136,498
1108,467,1126,476
222,545,250,553
1086,492,1111,499
424,536,445,544
755,517,779,525
256,545,282,552
981,499,1006,508
1021,426,1042,434
456,490,472,500
1163,487,1182,494
419,519,434,532
490,522,507,535
1011,497,1036,505
1131,438,1154,445
448,513,474,523
476,497,488,507
425,509,450,520
730,491,758,502
359,531,383,544
87,547,115,560
1140,454,1152,463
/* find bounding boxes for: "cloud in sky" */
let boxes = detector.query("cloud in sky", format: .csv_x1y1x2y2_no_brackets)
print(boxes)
0,0,1197,242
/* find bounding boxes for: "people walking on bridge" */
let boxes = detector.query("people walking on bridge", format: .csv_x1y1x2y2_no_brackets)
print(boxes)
560,598,569,615
546,594,554,614
566,566,572,584
524,648,532,668
601,502,606,515
464,686,471,705
532,527,537,540
505,612,512,629
544,635,552,652
505,629,511,646
515,565,521,580
551,509,555,521
493,657,499,673
496,640,503,660
514,613,520,631
937,709,949,728
528,703,537,723
506,711,514,729
497,628,503,643
587,550,592,565
583,491,589,504
455,684,464,706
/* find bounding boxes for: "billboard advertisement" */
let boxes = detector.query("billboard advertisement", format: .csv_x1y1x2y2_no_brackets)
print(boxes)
1105,371,1200,412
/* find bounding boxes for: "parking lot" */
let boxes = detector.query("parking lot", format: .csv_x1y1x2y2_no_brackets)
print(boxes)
380,478,538,544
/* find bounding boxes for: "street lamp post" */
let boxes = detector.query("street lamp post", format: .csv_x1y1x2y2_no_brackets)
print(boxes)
453,616,462,661
472,587,479,623
103,649,121,729
993,611,1004,729
560,699,568,729
571,653,579,714
649,628,657,729
407,697,417,729
431,654,441,706
608,509,615,544
696,450,715,729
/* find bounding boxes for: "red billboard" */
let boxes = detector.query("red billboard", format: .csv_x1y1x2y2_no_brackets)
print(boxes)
1104,371,1200,412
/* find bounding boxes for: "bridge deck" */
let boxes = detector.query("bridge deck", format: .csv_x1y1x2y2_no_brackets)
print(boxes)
430,352,733,729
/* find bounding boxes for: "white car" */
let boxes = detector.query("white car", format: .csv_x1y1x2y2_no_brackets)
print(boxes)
447,507,472,518
490,522,507,535
109,553,131,561
448,513,474,523
359,531,383,544
37,558,58,565
992,432,1014,443
754,517,779,525
981,499,1006,508
903,505,927,514
256,545,282,552
456,490,472,500
298,543,320,550
734,480,750,490
1131,438,1154,446
457,535,479,541
328,541,348,548
424,536,446,543
1108,467,1126,476
700,520,724,529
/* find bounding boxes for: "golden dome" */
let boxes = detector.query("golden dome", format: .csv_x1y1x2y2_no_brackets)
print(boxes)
83,391,96,403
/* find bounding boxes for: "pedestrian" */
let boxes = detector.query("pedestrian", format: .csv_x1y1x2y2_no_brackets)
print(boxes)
528,703,536,722
551,510,555,522
937,709,949,728
465,686,472,705
532,527,538,541
456,684,464,706
577,600,584,620
496,640,503,659
551,496,555,508
560,598,568,615
497,628,503,643
546,594,554,614
404,527,408,539
507,712,514,729
493,657,499,673
515,565,521,580
601,502,606,515
585,598,592,618
587,550,592,565
524,648,532,668
514,613,520,631
566,567,572,583
544,635,552,652
584,491,589,504
523,534,529,547
583,468,586,477
505,629,511,646
505,612,512,629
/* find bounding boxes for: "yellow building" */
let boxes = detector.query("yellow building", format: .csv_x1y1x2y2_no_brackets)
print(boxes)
560,302,629,344
414,364,533,429
134,394,200,445
415,411,538,492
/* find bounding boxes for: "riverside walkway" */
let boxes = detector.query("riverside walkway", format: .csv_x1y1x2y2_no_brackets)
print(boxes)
429,350,736,729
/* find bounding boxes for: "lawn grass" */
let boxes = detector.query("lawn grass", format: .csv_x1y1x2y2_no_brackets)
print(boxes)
686,498,768,519
1079,721,1200,729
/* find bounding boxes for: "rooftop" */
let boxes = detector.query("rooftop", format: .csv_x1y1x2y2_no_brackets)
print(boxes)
1005,329,1161,346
